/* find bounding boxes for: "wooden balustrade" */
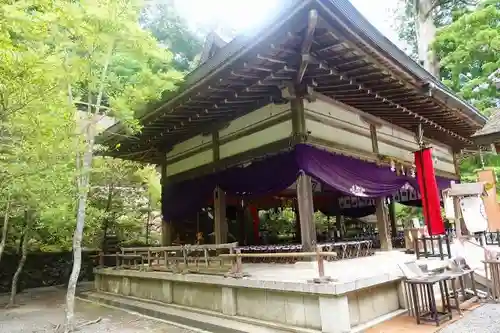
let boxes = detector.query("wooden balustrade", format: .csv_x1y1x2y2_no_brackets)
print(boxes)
98,242,337,280
415,235,451,260
97,243,238,274
483,259,500,302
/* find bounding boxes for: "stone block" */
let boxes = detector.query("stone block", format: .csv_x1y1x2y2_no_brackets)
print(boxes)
319,295,350,333
162,280,173,303
221,287,237,315
122,277,131,296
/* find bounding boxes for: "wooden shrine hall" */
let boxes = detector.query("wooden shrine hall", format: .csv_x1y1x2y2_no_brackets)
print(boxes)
99,0,486,253
92,1,489,332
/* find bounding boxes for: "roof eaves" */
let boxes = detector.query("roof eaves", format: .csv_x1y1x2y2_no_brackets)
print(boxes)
319,0,486,126
99,0,307,145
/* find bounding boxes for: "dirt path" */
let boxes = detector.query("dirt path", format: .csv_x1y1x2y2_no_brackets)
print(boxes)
0,287,199,333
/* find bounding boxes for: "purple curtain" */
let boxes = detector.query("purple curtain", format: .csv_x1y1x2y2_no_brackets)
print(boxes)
162,144,454,220
295,144,419,197
217,150,299,197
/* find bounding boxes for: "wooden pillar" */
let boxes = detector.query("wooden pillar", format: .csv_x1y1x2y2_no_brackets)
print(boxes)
336,215,345,241
161,222,172,246
369,123,391,250
389,200,397,237
297,173,317,252
452,152,465,237
294,200,301,243
335,197,344,240
214,186,227,244
376,199,392,251
160,158,172,246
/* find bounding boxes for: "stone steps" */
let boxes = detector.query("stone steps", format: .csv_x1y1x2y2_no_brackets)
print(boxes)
79,291,319,333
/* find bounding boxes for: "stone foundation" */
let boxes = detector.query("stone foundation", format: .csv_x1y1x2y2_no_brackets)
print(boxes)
95,268,404,333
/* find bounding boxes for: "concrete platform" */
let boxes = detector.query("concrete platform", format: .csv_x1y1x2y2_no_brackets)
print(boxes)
93,250,447,332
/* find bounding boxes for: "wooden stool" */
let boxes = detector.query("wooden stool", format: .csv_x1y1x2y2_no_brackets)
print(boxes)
405,275,452,326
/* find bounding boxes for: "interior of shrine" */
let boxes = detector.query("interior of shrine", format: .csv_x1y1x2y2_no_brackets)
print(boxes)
163,143,454,253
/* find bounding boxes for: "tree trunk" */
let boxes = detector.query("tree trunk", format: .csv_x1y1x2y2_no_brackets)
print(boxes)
416,0,440,77
64,122,95,332
65,38,114,333
0,196,11,264
8,210,31,306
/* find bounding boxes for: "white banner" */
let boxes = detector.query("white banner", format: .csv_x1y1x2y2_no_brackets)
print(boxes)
460,196,488,233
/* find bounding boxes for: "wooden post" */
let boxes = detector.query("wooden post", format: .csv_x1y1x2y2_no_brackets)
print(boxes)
336,214,344,240
389,199,398,238
214,186,227,244
161,222,172,246
293,200,302,243
316,245,325,278
160,156,173,246
369,123,392,251
376,199,393,251
297,173,317,252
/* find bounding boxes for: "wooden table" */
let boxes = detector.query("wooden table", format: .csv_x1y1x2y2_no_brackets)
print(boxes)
405,275,452,326
445,269,478,316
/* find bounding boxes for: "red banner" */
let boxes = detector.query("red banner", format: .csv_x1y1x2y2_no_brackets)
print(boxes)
414,148,445,235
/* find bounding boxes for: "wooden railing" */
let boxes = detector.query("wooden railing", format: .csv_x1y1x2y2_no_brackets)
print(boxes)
415,234,451,260
483,259,500,302
478,231,500,246
220,246,337,280
97,243,337,280
97,242,238,274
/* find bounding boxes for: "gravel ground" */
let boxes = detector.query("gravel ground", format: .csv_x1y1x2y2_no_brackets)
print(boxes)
440,304,500,333
0,287,198,333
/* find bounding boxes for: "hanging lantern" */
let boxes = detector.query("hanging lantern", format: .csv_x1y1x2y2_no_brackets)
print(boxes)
401,164,406,176
390,159,396,172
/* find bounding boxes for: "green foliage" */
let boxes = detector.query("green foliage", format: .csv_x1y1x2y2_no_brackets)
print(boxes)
393,0,479,60
0,0,181,256
433,0,500,112
141,0,204,72
0,0,76,253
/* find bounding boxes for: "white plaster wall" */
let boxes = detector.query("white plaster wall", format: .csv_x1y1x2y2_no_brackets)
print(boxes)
305,96,456,176
165,103,292,176
167,134,212,160
218,102,292,159
219,120,292,159
166,149,213,176
219,102,291,140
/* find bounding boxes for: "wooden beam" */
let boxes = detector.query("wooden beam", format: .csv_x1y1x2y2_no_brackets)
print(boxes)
212,131,220,162
297,10,318,83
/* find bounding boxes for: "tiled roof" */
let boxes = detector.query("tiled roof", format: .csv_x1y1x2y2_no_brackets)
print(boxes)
473,109,500,138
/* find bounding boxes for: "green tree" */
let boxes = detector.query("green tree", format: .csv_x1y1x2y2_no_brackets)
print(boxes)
433,0,499,113
57,1,181,330
141,0,204,72
393,0,479,76
0,0,76,305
